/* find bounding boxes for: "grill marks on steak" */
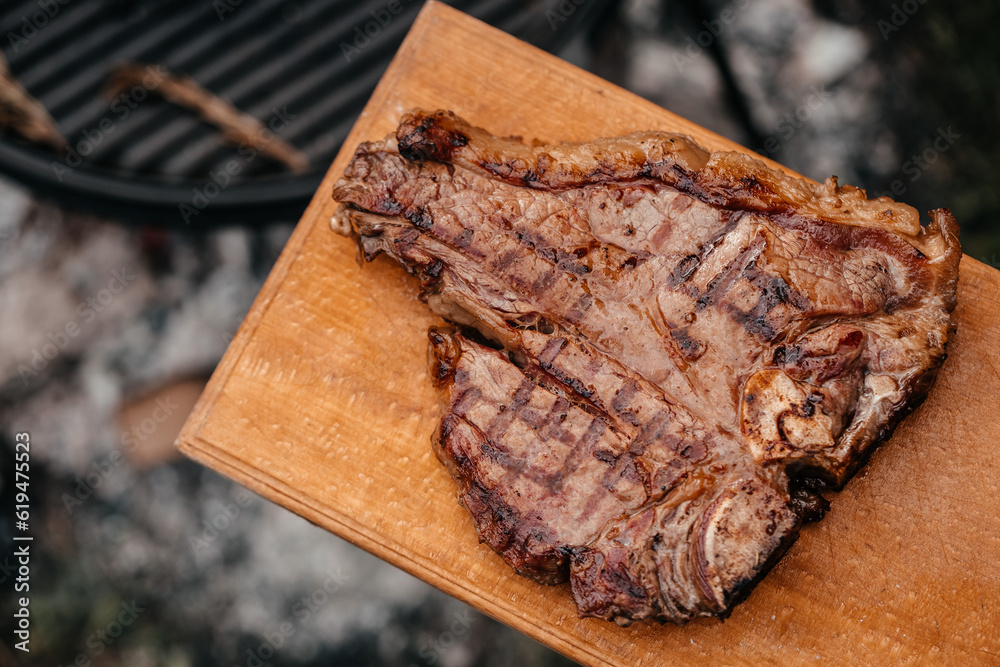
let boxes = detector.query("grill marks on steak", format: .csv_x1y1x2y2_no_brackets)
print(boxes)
429,322,793,622
332,110,961,624
430,330,645,585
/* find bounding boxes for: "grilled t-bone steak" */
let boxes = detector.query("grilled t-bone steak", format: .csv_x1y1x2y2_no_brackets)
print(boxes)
332,110,961,625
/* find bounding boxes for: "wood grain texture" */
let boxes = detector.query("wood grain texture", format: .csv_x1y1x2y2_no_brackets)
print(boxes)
177,3,1000,664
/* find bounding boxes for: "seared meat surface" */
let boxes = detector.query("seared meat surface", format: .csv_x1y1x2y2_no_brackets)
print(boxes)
332,110,960,624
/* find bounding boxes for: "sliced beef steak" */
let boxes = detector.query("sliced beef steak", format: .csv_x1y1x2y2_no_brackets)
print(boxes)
332,110,961,624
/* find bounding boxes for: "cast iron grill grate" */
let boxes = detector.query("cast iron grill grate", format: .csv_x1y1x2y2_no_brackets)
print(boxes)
0,0,613,225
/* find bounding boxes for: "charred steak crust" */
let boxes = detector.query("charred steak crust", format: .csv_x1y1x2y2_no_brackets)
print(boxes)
332,109,961,625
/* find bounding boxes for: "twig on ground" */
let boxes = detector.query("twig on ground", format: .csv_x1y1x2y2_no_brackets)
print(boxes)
0,52,67,153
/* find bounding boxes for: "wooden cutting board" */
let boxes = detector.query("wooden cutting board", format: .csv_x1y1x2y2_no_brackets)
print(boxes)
177,3,1000,664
